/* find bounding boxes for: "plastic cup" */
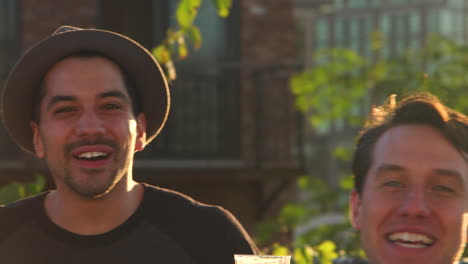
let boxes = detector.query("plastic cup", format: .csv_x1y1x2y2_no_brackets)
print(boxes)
234,255,291,264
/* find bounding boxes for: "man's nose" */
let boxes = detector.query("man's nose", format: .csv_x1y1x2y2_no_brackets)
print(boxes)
397,187,431,218
75,111,106,136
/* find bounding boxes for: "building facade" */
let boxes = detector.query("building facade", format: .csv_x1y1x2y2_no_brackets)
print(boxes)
295,0,468,66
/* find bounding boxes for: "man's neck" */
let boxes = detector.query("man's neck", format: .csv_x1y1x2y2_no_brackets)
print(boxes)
44,179,144,235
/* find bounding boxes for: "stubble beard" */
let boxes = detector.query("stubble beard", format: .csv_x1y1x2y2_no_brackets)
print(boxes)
59,138,131,199
63,166,123,198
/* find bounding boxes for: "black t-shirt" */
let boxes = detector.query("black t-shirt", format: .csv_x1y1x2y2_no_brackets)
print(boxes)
0,183,258,264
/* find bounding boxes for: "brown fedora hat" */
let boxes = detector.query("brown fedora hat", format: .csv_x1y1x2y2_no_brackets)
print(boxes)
1,25,170,154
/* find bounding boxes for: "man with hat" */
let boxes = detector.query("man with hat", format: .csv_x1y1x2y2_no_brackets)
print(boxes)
0,26,258,263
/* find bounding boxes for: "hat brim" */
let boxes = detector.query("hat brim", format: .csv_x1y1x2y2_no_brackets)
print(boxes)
2,28,170,154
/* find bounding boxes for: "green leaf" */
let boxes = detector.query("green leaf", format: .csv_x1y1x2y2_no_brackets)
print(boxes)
186,25,202,49
176,0,202,28
332,146,352,162
211,0,232,17
297,176,310,190
0,183,21,204
254,218,282,246
339,176,354,191
280,203,307,226
32,174,46,193
294,245,316,264
0,174,46,204
165,60,177,81
178,35,188,59
370,30,385,51
151,45,172,64
272,243,290,256
316,240,338,264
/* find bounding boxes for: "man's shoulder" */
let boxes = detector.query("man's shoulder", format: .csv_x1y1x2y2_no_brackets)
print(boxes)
140,183,247,233
1,193,46,220
140,183,259,258
0,193,47,239
1,193,46,214
141,183,226,216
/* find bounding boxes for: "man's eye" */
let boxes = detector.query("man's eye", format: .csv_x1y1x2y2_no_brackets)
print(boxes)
433,185,455,194
54,107,75,114
103,103,122,110
382,181,403,188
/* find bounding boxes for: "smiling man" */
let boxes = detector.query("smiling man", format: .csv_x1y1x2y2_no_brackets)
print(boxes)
350,93,468,264
0,26,257,264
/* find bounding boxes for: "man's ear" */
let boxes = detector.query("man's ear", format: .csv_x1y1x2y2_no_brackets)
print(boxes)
30,121,45,158
134,113,147,152
465,213,468,243
350,189,362,230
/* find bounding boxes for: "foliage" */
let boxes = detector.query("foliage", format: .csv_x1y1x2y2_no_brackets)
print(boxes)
380,34,468,112
269,240,365,264
0,174,45,204
290,48,368,134
152,0,233,80
256,174,365,263
291,33,468,134
257,32,468,263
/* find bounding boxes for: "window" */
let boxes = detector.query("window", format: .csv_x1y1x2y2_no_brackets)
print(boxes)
334,0,345,9
349,18,360,53
448,0,464,9
427,9,441,34
349,0,369,8
332,15,372,56
315,18,329,50
139,0,241,159
100,0,241,160
408,12,420,49
440,10,452,36
369,0,382,7
334,17,346,47
0,1,18,84
357,16,373,57
0,0,20,160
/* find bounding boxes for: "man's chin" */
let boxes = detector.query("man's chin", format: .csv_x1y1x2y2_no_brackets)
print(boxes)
365,244,450,264
65,173,120,199
68,184,114,199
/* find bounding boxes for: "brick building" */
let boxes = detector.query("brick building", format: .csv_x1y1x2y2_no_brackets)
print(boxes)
0,0,303,233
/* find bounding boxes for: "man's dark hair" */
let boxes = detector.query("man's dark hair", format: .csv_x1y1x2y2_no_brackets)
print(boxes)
352,92,468,194
32,51,141,122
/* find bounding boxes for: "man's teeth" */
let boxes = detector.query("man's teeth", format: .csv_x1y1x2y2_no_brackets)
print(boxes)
388,232,433,247
78,152,108,159
394,242,426,248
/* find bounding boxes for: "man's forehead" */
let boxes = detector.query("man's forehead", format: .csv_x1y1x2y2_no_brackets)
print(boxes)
374,125,457,157
369,125,468,181
42,57,127,90
45,89,130,108
44,56,124,79
37,56,133,111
